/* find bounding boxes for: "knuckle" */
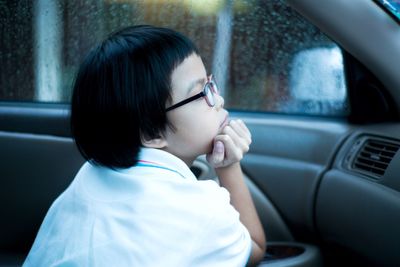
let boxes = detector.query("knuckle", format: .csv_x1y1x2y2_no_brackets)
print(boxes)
222,135,230,142
222,126,231,134
243,145,249,152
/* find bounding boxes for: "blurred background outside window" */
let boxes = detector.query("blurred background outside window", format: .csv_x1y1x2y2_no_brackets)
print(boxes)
0,0,348,115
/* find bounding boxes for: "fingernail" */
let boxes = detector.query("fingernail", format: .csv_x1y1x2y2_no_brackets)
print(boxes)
216,141,224,153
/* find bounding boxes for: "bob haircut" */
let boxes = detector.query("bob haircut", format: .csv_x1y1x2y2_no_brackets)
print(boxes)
70,25,199,168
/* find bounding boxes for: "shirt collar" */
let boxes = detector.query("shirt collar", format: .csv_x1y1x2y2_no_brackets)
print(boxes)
124,148,197,181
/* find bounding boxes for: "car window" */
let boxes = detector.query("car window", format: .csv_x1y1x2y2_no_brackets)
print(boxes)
0,0,348,116
373,0,400,21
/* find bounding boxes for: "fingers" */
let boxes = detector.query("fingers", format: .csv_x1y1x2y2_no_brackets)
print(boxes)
222,126,249,153
207,119,252,169
222,120,251,153
228,120,252,145
236,120,252,141
214,134,243,162
206,135,240,168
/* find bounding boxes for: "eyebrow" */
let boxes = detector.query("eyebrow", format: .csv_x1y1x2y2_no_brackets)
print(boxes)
186,77,206,96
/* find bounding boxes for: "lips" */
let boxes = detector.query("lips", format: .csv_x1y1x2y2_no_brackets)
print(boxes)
219,114,229,129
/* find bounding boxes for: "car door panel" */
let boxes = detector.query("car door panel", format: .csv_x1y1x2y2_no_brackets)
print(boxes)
0,131,84,253
233,112,352,238
315,125,400,265
317,170,400,265
2,104,398,266
0,103,70,137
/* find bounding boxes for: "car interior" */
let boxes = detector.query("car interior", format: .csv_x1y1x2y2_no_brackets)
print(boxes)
1,0,400,266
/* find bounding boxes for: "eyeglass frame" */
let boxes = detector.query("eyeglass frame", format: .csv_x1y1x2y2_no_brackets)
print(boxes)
165,75,219,112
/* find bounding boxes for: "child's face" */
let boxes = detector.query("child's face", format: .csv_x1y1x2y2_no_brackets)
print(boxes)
162,53,228,165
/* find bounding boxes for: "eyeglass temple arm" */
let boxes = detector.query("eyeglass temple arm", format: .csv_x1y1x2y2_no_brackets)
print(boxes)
165,92,205,112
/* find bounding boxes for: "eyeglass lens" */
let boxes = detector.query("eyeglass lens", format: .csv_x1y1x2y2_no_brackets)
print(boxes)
205,82,217,106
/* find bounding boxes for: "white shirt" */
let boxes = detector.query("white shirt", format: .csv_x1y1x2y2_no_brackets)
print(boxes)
23,148,251,267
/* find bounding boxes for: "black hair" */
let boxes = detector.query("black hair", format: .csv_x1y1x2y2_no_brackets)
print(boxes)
70,25,199,168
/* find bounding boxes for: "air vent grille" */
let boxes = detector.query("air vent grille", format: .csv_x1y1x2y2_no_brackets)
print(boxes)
352,139,399,178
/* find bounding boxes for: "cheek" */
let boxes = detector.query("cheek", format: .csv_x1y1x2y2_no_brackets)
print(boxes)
191,113,219,132
178,114,219,145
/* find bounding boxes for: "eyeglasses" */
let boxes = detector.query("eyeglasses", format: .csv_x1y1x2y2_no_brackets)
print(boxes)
166,75,219,112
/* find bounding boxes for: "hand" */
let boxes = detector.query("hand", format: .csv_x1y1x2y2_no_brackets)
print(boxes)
206,119,252,169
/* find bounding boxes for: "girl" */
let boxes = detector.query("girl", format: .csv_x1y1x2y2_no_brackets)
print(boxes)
24,25,266,267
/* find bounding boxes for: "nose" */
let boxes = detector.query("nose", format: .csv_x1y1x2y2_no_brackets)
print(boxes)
215,94,224,110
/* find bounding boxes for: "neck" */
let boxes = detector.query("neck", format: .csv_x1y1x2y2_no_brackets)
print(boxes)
182,157,195,167
159,148,196,167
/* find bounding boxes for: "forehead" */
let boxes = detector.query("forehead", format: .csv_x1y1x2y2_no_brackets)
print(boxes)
170,53,207,97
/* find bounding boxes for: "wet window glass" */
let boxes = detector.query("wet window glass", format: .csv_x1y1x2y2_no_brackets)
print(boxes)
0,0,348,116
373,0,400,21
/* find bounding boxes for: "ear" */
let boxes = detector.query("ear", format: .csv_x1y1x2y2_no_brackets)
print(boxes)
141,135,168,149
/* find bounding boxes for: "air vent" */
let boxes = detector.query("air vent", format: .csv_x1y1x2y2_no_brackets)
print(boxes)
352,139,399,179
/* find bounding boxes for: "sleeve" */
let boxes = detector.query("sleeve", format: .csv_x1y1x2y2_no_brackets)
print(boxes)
188,185,252,267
